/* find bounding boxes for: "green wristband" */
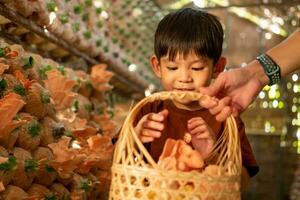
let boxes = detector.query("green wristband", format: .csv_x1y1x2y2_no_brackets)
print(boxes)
256,54,281,86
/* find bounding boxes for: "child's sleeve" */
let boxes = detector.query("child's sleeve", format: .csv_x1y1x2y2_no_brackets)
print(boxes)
235,117,259,178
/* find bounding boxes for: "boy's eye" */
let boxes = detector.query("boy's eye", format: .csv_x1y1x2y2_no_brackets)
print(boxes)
167,66,178,71
192,67,204,71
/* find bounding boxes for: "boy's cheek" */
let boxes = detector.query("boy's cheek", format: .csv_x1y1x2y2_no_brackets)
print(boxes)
160,80,173,91
194,77,211,88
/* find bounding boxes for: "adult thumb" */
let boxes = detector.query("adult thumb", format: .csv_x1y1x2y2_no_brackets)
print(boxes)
199,77,224,97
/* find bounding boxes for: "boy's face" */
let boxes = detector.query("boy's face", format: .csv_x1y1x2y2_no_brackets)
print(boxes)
151,51,226,92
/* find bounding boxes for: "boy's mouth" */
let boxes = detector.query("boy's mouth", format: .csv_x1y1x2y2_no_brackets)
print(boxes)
174,88,195,91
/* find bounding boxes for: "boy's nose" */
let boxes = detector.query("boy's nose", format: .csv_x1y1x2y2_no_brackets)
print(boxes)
179,71,192,82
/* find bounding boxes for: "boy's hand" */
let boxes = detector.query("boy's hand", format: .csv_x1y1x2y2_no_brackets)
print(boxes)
134,109,169,143
187,117,216,159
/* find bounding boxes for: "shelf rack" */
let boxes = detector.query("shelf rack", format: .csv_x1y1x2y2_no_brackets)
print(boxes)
0,3,149,97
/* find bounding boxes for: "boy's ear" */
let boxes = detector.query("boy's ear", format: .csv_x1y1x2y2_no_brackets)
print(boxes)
212,57,226,78
150,55,162,78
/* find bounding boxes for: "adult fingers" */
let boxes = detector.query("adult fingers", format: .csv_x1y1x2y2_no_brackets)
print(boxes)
209,96,231,115
232,107,239,117
215,106,232,122
199,95,218,109
231,101,245,116
199,73,226,97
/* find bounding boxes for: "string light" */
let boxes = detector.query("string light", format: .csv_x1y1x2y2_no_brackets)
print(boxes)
128,64,137,72
265,121,270,132
293,97,298,104
292,105,297,113
100,11,109,19
132,8,142,17
292,74,298,82
49,12,57,25
272,100,278,108
265,32,272,40
268,86,277,99
93,0,103,7
144,89,151,97
278,101,284,109
259,91,266,99
264,8,271,16
293,84,299,93
262,101,268,108
192,0,206,8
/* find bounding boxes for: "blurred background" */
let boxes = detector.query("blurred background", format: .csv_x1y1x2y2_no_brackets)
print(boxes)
0,0,299,199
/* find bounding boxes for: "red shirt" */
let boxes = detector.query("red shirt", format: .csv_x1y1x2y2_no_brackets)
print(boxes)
134,99,259,177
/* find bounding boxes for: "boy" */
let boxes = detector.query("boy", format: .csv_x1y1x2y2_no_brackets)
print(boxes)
134,8,259,188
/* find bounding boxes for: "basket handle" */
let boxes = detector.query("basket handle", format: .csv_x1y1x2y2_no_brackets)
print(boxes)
113,91,242,174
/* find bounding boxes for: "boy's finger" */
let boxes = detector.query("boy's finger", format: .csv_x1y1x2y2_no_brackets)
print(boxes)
187,119,205,130
188,117,203,124
148,113,165,122
142,120,164,131
189,125,206,135
141,129,161,138
195,132,210,139
145,110,168,123
158,109,169,118
209,96,231,115
140,136,155,143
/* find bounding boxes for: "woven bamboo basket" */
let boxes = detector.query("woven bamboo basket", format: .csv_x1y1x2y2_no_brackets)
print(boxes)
109,91,242,200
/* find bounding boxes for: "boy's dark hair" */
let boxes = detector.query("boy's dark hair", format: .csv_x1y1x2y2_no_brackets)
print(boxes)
154,8,224,64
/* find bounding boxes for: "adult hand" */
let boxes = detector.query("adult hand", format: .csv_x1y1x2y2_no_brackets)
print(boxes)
200,63,267,120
